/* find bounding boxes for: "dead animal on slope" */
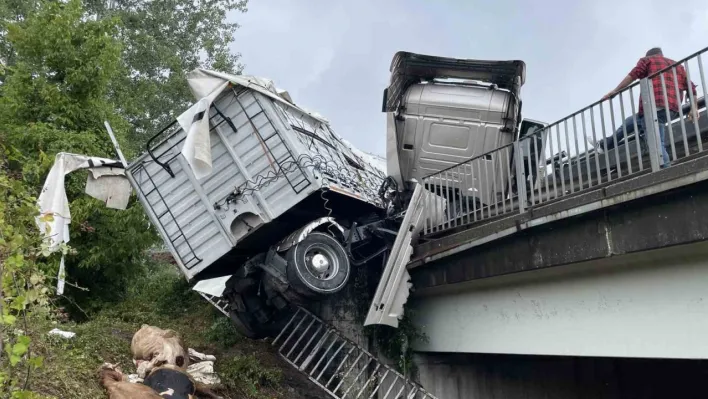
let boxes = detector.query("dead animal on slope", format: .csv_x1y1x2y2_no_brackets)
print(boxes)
131,324,189,378
99,363,223,399
99,363,163,399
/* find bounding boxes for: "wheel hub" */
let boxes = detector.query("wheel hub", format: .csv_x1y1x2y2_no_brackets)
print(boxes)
310,253,330,272
303,244,339,281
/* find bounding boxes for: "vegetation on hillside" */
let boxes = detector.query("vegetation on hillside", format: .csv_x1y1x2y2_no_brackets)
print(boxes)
0,1,281,397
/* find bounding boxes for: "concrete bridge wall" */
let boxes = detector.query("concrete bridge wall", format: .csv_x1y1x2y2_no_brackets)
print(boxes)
410,241,708,359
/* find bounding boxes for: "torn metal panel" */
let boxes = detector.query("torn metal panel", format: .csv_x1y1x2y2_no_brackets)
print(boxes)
365,182,444,327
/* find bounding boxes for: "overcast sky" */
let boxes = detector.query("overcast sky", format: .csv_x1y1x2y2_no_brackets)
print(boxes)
230,0,708,156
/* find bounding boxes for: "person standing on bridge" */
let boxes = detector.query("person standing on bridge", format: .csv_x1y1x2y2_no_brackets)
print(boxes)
598,47,698,168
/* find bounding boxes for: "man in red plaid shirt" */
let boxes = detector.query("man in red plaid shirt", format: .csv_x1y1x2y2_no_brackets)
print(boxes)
599,47,698,168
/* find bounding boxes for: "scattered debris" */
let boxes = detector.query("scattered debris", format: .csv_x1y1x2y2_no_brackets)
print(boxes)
186,355,220,386
36,152,130,295
47,328,76,339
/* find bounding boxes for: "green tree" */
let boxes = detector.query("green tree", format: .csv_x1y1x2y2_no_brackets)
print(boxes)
1,0,248,152
0,0,248,312
0,0,159,313
0,144,52,398
84,0,248,150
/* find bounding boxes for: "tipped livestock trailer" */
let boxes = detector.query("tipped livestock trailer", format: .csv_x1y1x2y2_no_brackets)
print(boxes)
118,70,398,337
113,51,544,335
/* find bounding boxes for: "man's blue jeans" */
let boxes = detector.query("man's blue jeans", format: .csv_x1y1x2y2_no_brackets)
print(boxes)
600,110,678,168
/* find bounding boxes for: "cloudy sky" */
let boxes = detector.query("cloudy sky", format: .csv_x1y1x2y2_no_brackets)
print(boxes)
230,0,708,156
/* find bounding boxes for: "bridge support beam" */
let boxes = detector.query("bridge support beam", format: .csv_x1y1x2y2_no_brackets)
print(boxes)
411,240,708,358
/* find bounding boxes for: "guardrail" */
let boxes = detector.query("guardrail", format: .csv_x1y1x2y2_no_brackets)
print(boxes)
423,46,708,236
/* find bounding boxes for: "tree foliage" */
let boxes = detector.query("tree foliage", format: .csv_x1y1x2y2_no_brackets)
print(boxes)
0,145,53,397
1,0,248,151
0,0,247,391
0,0,156,315
84,0,248,148
0,0,247,311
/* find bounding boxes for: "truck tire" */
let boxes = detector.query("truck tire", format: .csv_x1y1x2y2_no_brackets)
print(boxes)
228,308,264,339
286,232,350,296
228,293,292,339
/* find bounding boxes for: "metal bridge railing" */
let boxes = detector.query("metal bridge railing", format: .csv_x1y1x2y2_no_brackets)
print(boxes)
423,46,708,236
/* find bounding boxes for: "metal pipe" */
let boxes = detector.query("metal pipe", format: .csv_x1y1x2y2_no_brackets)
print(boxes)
629,87,646,169
273,308,301,346
572,115,585,189
316,341,347,381
672,66,690,156
599,103,612,181
483,156,492,218
464,162,472,224
524,137,535,205
547,124,558,199
578,113,592,187
698,54,708,130
501,147,510,213
491,155,500,216
513,141,527,213
588,107,602,184
443,171,451,230
563,119,576,192
608,98,623,178
685,61,703,152
556,124,567,192
470,161,479,221
286,318,316,358
618,92,633,175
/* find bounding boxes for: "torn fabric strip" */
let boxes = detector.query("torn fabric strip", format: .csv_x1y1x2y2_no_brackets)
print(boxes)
36,152,129,294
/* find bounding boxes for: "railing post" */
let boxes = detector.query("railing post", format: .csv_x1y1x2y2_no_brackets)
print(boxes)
513,141,527,213
639,78,662,172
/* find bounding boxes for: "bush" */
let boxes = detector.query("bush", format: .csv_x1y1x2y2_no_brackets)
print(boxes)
218,354,283,398
206,317,243,349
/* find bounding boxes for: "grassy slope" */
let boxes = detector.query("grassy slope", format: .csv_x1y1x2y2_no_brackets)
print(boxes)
21,261,323,399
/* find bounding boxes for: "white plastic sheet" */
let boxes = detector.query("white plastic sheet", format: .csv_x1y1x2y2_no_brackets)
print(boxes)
178,69,327,180
191,275,231,297
37,152,129,294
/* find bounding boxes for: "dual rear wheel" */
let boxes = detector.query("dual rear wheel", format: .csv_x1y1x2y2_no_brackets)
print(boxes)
228,232,351,339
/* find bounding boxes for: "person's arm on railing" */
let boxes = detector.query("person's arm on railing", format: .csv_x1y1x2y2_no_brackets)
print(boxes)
602,58,650,100
603,74,636,100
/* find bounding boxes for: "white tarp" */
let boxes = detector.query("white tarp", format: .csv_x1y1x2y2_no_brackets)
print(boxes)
187,348,220,385
178,69,330,180
191,275,232,297
125,348,221,386
37,152,130,294
85,167,132,209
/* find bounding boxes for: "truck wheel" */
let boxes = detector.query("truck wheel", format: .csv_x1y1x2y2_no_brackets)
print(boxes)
286,232,350,296
228,309,264,339
228,293,292,339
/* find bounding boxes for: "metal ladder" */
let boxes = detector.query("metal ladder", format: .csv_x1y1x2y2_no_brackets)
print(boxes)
198,292,230,316
134,162,202,270
232,91,311,194
272,307,438,399
197,292,438,398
